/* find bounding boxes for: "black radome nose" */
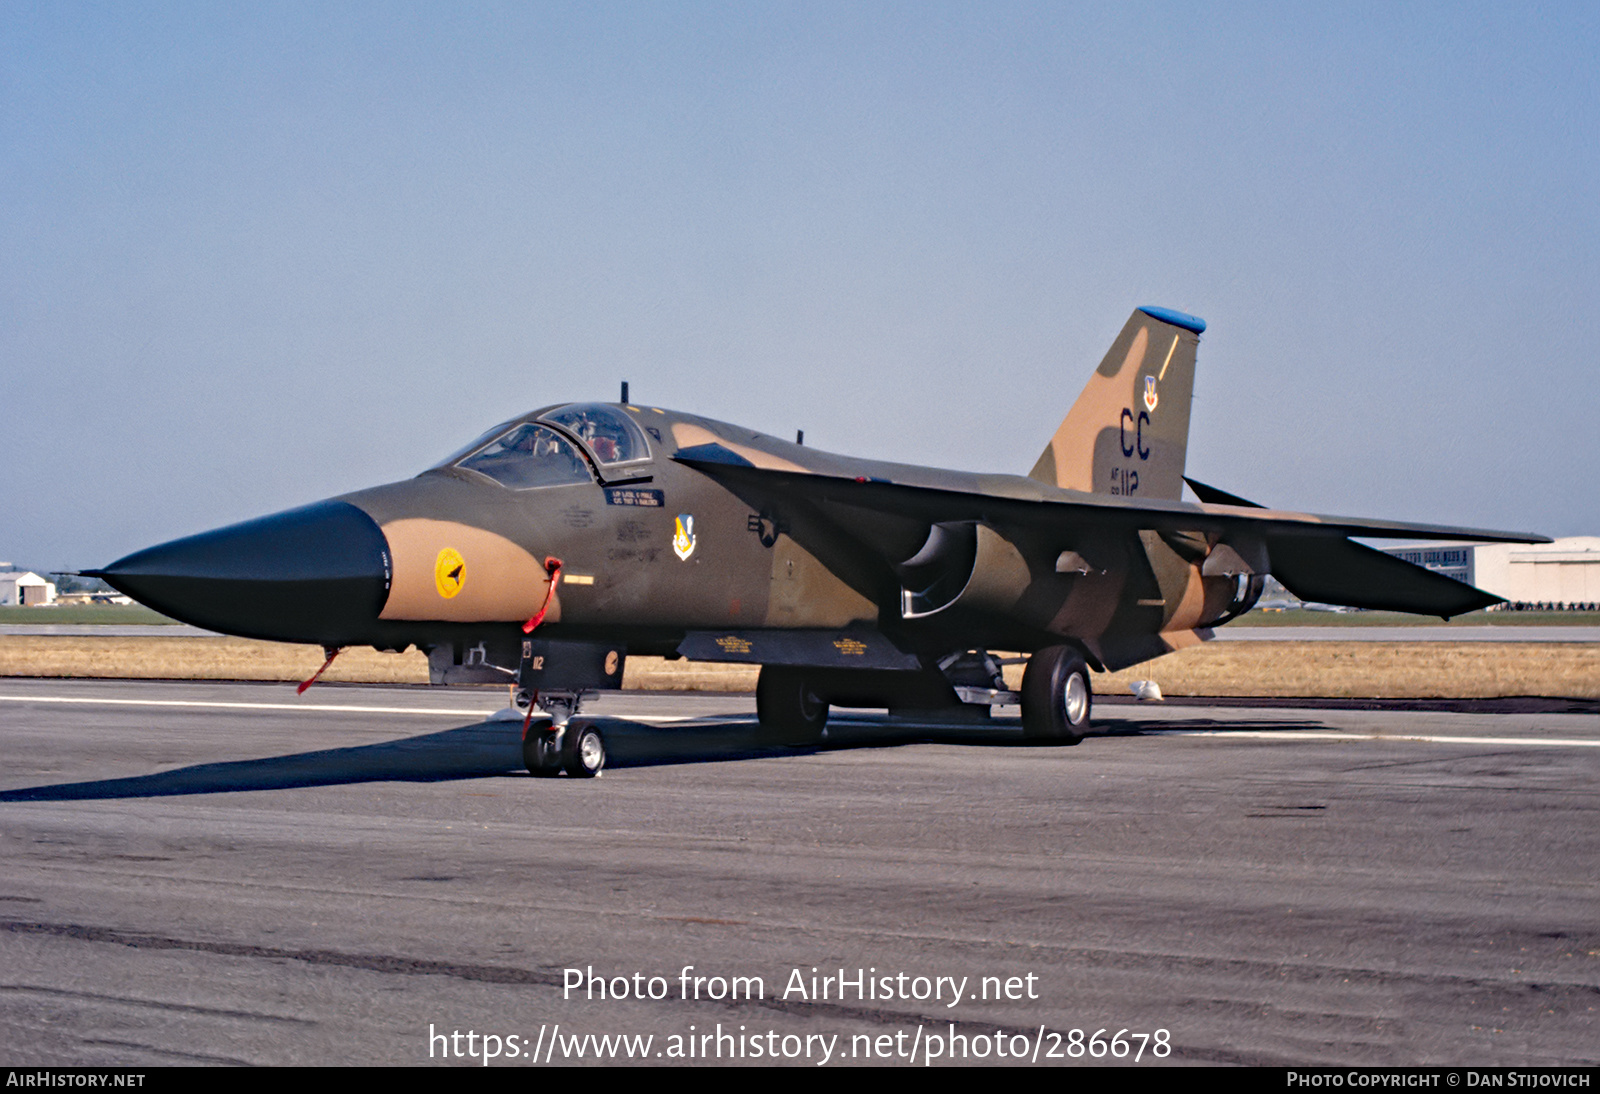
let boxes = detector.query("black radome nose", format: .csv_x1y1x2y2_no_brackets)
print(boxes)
94,500,391,645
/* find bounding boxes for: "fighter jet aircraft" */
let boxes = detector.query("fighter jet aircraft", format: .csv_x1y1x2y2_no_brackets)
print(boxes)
93,307,1546,777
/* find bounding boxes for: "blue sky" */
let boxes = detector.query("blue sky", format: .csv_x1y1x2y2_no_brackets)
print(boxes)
4,2,1596,569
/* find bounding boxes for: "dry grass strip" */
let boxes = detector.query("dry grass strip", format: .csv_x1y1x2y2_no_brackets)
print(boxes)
1078,641,1599,699
0,636,1594,699
0,637,759,692
0,636,430,685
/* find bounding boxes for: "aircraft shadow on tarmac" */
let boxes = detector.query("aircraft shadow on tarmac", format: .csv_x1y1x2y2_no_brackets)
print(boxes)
0,713,1322,801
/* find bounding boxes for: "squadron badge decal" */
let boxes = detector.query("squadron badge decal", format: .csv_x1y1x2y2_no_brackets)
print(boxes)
434,547,466,598
672,514,697,561
1143,375,1159,413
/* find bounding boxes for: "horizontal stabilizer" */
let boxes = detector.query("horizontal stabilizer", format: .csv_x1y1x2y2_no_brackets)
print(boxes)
1266,536,1501,619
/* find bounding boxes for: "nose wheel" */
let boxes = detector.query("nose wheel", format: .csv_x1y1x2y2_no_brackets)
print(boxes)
520,715,606,778
521,716,561,777
562,720,606,778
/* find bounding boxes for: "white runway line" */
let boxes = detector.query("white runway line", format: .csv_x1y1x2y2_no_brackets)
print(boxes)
626,715,743,724
2,694,1595,746
1151,728,1600,747
0,693,734,725
0,694,498,717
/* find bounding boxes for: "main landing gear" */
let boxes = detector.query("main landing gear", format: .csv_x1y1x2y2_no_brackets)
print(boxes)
515,688,606,778
1020,645,1093,744
756,648,1095,746
755,665,829,745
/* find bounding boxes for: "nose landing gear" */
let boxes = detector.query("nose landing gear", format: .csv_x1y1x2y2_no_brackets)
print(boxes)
515,687,606,778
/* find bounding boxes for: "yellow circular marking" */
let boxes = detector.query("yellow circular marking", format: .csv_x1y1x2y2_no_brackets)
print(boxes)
604,650,619,676
434,547,466,599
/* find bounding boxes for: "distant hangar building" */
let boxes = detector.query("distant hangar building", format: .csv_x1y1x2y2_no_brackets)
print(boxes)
0,571,58,606
1383,537,1600,609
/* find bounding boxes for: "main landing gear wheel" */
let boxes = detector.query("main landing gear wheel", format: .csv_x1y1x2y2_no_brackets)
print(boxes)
1020,646,1092,744
755,665,828,745
521,717,562,777
561,719,606,778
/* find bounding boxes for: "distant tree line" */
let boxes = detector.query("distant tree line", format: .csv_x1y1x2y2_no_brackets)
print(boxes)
49,574,113,594
1498,601,1598,612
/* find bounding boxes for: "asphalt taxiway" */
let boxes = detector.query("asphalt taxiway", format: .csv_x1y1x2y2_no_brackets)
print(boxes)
0,679,1595,1067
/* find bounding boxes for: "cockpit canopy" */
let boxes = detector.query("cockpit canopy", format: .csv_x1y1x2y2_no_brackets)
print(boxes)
454,422,591,489
538,404,650,466
433,403,651,490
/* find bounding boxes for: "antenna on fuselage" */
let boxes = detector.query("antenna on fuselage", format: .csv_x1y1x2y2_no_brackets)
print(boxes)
796,429,804,445
620,381,630,405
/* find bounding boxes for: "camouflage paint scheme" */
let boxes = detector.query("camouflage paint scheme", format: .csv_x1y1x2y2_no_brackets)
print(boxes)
97,307,1548,756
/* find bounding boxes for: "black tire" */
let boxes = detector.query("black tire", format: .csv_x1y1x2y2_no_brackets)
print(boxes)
521,717,561,777
755,665,828,744
561,720,606,778
1020,646,1092,744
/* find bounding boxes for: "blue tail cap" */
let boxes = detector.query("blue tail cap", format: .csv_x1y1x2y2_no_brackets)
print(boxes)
1138,306,1206,334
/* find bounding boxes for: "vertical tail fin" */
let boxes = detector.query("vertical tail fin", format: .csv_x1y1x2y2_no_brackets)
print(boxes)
1027,306,1205,500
